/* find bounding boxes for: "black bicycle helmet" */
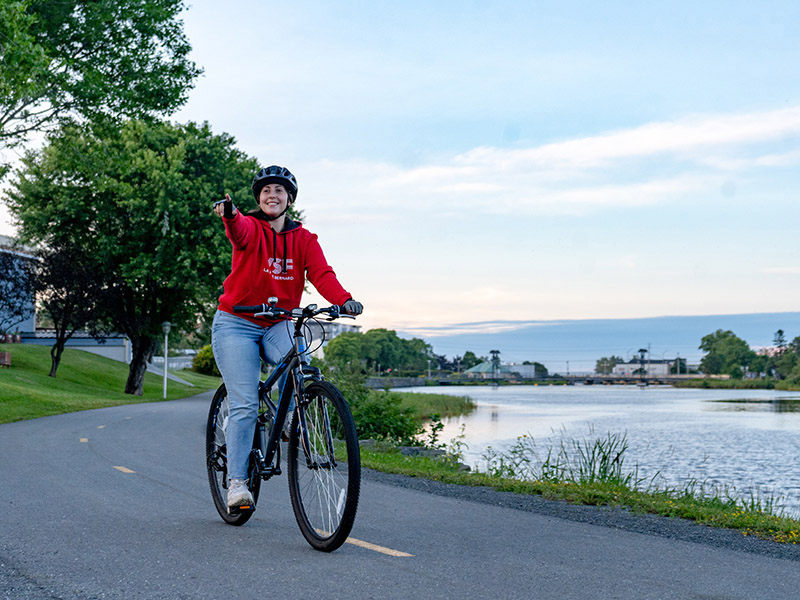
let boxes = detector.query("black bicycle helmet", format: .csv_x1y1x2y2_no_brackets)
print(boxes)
251,165,298,202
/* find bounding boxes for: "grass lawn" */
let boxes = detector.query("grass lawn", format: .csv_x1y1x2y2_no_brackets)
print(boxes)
384,389,476,419
0,343,220,424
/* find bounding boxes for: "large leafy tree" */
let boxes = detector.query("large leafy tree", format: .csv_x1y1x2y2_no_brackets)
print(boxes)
0,0,200,168
698,329,755,379
323,332,364,368
6,119,258,394
324,328,435,376
459,350,483,370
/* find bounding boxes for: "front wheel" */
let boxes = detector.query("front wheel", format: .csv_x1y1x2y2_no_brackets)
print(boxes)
206,384,261,526
287,381,361,551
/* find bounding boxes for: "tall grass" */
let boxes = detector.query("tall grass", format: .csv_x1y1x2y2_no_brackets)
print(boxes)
389,390,476,419
479,427,794,521
482,428,646,487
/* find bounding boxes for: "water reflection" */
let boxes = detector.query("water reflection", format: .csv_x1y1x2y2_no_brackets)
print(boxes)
398,384,800,515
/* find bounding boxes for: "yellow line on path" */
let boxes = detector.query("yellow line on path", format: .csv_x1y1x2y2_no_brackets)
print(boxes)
316,529,412,556
345,537,414,557
79,438,88,443
97,425,105,429
113,466,136,474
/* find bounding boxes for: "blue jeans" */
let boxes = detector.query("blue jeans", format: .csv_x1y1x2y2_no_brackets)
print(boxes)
211,310,294,480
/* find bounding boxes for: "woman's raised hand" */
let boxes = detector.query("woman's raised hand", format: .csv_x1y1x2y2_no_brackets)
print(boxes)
212,194,237,218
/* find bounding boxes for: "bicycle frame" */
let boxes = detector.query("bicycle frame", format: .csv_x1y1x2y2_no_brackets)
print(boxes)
251,315,325,480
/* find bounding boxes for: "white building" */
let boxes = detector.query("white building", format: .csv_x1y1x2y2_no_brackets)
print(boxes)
0,235,36,335
612,358,676,377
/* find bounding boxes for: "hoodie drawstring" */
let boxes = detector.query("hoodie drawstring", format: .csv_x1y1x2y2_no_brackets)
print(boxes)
267,226,289,274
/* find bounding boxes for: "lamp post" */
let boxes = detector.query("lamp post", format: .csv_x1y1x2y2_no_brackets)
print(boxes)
161,321,171,399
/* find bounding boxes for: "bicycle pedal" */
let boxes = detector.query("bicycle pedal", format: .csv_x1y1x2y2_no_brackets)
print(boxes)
227,504,255,515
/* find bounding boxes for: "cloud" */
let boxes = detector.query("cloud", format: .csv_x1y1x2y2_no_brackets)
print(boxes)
299,105,800,220
400,320,554,337
456,105,800,169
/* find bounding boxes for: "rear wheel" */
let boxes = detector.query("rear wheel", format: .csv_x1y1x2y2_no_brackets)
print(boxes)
206,384,261,525
287,381,361,551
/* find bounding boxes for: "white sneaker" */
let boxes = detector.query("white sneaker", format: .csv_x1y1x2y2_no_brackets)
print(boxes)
227,478,254,509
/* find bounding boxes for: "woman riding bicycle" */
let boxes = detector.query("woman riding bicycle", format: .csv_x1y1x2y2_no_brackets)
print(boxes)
212,165,362,511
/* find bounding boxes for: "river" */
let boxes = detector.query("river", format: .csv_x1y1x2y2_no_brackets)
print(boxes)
399,384,800,516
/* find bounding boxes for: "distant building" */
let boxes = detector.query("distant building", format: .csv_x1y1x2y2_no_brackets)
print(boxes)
0,234,36,334
464,360,518,379
506,363,541,378
612,358,677,377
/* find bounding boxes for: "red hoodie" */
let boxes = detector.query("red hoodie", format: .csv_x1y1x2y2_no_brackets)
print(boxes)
217,210,351,327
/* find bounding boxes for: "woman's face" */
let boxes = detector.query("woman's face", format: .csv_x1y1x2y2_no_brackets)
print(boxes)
258,184,289,218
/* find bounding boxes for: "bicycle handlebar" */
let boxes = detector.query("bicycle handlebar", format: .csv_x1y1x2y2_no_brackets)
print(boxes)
232,303,355,321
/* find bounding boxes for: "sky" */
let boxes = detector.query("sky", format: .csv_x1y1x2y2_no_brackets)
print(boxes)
2,0,800,356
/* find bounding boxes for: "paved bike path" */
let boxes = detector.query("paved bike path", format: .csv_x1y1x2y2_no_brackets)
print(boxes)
1,393,798,600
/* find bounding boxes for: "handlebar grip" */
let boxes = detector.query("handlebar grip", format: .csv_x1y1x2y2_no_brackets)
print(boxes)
233,305,263,313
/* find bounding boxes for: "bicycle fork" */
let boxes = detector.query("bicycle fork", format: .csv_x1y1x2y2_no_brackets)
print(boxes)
293,371,337,470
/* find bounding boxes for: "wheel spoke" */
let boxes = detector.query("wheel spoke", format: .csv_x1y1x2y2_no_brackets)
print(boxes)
287,381,360,550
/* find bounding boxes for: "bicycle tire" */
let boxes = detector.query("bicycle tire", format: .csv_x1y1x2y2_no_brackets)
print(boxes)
205,384,261,526
287,381,361,551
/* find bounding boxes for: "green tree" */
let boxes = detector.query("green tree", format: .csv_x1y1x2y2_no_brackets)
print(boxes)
0,0,200,164
698,329,755,379
401,336,434,375
5,119,257,394
362,328,406,371
32,240,108,377
749,353,768,377
773,351,798,380
324,328,434,376
460,351,482,370
790,335,800,356
773,329,788,354
670,358,687,374
323,331,364,368
595,355,623,375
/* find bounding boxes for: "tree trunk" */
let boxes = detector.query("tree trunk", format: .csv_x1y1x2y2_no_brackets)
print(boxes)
125,336,157,396
49,340,65,378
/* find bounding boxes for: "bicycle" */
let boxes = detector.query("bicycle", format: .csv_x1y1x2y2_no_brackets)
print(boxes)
205,298,361,552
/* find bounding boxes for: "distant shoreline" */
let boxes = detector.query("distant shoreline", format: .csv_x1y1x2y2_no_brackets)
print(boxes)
673,378,800,392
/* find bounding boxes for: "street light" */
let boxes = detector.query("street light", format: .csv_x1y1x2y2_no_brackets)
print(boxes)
161,321,171,399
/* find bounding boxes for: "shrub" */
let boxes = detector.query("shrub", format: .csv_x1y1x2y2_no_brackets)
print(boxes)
192,345,219,376
326,361,421,443
349,391,422,444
